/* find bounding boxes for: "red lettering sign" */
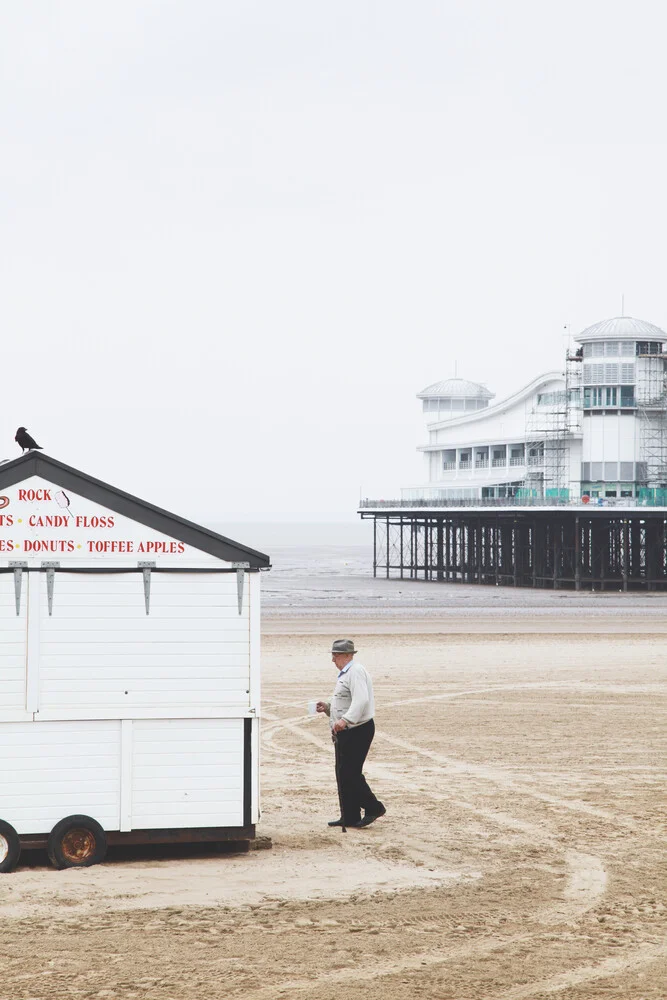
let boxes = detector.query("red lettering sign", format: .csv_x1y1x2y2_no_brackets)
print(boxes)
29,515,70,528
74,515,115,529
136,541,185,554
86,540,135,554
18,489,52,502
23,540,75,553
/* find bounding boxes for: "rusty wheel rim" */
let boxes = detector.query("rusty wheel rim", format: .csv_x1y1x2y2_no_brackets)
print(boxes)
61,828,96,864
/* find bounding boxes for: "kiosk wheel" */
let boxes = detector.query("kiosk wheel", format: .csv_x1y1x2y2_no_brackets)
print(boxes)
0,820,21,873
47,815,107,869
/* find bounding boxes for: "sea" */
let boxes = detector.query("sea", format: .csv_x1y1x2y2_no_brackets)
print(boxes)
209,521,667,620
217,521,373,580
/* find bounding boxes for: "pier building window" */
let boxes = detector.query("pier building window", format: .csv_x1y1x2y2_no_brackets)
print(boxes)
580,464,628,484
583,387,604,407
459,451,471,470
636,341,663,355
475,448,489,468
442,449,456,470
423,398,490,414
584,385,635,408
583,363,604,384
510,446,524,466
583,341,637,359
537,391,566,405
492,447,506,467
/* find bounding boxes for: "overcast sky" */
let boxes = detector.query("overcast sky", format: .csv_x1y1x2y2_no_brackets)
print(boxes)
2,1,667,523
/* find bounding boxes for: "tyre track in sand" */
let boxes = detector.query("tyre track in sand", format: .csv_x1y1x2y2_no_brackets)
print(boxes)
256,695,663,997
259,708,610,915
241,939,666,1000
492,941,667,999
262,696,644,836
253,634,665,999
374,730,642,832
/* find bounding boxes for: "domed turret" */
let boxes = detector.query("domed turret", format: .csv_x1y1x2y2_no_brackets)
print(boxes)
417,376,494,422
576,316,666,350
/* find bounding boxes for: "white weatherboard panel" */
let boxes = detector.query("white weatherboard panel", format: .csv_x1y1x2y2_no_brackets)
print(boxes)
37,573,251,713
0,721,121,834
131,719,244,829
0,573,27,714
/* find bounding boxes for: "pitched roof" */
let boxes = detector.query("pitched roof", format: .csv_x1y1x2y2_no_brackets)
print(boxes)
0,452,270,568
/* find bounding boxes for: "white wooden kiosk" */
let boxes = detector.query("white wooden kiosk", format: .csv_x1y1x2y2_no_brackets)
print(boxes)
0,453,269,871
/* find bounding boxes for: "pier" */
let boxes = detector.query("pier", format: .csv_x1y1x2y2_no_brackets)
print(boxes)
359,500,667,590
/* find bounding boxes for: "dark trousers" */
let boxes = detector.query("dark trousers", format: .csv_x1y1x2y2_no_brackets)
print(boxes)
335,719,384,825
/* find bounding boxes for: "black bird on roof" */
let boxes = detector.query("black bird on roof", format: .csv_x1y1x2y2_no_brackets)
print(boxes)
15,427,42,453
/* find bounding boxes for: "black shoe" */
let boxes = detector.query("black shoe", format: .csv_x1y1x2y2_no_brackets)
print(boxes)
356,805,387,828
327,818,344,827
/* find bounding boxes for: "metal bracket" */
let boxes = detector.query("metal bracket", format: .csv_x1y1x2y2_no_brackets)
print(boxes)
41,562,60,616
9,561,27,616
232,562,250,615
138,561,156,615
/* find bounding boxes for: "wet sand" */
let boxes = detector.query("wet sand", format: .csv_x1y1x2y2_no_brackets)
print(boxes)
0,617,665,998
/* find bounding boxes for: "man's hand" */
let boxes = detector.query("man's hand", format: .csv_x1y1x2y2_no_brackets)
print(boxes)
316,701,328,714
332,718,348,734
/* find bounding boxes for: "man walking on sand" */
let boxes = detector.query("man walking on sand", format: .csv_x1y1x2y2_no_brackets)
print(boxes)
316,639,386,829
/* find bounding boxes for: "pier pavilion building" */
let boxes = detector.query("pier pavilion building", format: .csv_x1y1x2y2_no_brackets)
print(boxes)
402,316,667,503
360,316,667,590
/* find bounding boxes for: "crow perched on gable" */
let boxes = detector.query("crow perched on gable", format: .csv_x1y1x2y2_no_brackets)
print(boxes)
15,427,42,453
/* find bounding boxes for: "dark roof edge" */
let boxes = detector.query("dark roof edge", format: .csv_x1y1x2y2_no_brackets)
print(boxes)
0,453,270,568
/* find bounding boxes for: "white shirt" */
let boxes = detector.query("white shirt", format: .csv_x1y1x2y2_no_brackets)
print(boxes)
328,659,375,729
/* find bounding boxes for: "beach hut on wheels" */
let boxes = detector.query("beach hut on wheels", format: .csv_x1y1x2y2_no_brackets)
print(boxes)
0,452,269,872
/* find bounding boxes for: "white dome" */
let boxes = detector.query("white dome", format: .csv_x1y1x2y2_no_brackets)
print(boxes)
576,316,667,343
417,377,494,400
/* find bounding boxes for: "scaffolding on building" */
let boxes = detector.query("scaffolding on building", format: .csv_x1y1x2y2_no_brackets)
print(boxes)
523,352,582,499
636,350,667,490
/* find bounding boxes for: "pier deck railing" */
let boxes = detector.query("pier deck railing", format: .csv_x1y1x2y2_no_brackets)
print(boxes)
359,497,657,510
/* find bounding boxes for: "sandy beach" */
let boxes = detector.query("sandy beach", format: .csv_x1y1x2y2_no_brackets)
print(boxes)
0,604,665,999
